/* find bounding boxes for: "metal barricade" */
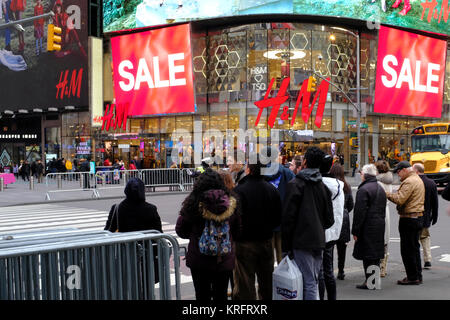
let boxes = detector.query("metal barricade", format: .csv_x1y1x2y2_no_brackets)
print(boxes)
45,172,99,201
0,231,181,300
140,168,184,191
94,170,141,190
181,168,196,191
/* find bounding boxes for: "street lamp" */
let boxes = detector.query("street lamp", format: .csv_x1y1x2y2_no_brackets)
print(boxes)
330,27,362,171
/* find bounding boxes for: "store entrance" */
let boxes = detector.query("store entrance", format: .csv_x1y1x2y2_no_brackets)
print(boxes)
279,141,342,164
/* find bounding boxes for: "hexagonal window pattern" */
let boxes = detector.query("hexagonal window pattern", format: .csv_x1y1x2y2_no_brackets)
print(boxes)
290,32,308,50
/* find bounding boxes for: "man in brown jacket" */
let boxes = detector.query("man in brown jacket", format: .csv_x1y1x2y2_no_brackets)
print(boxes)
386,161,425,285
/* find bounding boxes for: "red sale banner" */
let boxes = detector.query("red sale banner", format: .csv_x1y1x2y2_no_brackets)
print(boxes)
374,26,447,118
111,24,195,116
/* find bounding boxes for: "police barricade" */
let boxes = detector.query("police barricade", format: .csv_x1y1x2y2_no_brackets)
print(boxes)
180,168,196,191
45,172,99,201
140,169,184,192
0,231,181,300
95,170,141,190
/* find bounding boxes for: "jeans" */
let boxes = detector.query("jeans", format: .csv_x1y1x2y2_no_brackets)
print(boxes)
399,217,423,281
336,241,347,273
191,268,232,301
319,243,336,300
233,239,274,300
293,248,323,300
3,0,11,47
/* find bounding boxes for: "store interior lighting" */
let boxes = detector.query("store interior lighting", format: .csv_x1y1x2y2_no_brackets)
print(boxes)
263,50,306,60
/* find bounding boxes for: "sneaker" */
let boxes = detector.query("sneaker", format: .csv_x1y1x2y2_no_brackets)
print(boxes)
337,271,345,280
424,262,431,269
397,277,420,285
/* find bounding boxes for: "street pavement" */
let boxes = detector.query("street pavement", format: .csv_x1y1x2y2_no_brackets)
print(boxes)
1,191,450,300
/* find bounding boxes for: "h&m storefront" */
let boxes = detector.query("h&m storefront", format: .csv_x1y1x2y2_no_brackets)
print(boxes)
99,1,450,171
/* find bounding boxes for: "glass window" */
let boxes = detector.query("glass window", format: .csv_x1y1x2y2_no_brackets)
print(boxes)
145,118,160,134
160,117,175,135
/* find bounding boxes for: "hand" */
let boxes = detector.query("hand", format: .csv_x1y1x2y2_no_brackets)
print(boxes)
353,235,358,241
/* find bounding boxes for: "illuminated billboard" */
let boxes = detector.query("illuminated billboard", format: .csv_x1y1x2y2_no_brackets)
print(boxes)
103,0,450,36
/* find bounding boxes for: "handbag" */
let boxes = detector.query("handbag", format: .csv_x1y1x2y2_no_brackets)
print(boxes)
111,204,119,232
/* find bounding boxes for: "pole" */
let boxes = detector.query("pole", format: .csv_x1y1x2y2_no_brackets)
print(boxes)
356,32,361,170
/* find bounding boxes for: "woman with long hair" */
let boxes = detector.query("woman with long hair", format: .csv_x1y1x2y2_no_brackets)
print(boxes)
329,162,354,280
176,168,241,301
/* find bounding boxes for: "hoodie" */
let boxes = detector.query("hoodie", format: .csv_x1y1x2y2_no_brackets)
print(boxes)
282,168,335,252
322,176,345,243
104,178,162,233
176,189,241,272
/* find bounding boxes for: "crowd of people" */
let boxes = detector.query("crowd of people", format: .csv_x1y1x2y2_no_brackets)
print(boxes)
103,145,443,301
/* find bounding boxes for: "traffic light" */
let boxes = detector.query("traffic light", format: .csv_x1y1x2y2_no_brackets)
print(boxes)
307,76,317,92
350,137,359,148
47,24,62,52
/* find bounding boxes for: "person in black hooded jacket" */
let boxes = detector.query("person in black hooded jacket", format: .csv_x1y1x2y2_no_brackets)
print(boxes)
282,146,334,300
105,177,162,233
104,178,163,288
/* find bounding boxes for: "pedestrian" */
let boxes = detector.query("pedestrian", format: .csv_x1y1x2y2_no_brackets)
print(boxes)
34,0,44,56
262,146,295,265
282,147,334,300
79,158,91,189
352,164,386,289
375,160,394,277
132,156,142,170
1,0,12,51
176,169,241,301
104,177,163,289
65,158,73,172
330,162,354,281
318,154,344,300
22,160,30,181
386,161,424,285
412,163,438,269
13,162,18,178
36,159,44,183
232,162,281,300
30,161,37,179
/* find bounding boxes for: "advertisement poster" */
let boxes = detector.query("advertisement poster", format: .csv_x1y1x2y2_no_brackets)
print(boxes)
374,26,446,118
110,23,195,117
0,0,89,111
103,0,450,36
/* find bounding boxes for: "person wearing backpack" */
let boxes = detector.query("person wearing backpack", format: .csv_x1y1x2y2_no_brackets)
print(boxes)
176,169,241,301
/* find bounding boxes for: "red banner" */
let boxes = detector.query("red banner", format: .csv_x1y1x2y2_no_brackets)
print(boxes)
374,26,446,118
111,24,195,116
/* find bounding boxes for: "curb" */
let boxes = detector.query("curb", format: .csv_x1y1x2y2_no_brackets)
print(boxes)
2,191,191,207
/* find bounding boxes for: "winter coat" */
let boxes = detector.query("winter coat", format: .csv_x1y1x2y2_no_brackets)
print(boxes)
233,175,282,242
338,190,354,243
386,171,425,218
264,164,295,202
104,178,163,283
265,163,295,232
322,176,345,244
352,175,386,261
377,172,393,245
419,175,438,228
104,178,162,233
282,168,334,252
176,189,241,272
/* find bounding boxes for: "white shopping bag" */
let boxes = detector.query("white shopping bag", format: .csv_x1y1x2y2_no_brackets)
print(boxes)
272,256,303,300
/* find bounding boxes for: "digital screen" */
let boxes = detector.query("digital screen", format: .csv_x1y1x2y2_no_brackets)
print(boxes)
103,0,450,36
